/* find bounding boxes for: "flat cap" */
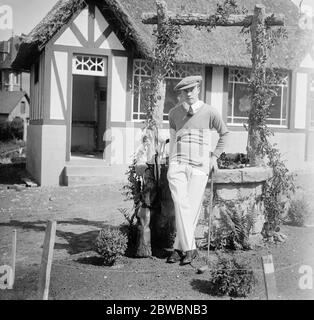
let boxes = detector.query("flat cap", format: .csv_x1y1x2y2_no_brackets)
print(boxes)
174,75,202,91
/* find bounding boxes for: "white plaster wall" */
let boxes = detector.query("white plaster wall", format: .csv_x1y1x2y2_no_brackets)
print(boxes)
269,132,307,171
54,28,82,47
26,125,42,184
110,56,127,122
54,7,89,47
41,125,67,185
109,126,144,165
27,124,67,186
224,130,307,171
211,66,224,116
94,6,109,42
295,72,308,129
73,7,88,41
100,32,125,50
50,51,68,120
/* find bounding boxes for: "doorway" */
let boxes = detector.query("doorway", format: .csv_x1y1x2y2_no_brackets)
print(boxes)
71,74,108,158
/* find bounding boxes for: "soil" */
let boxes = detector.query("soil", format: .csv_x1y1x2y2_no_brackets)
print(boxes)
0,162,314,300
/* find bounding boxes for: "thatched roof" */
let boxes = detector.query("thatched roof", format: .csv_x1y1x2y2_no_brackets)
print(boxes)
13,0,314,71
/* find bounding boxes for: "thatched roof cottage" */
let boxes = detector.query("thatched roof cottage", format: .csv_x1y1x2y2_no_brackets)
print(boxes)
13,0,314,186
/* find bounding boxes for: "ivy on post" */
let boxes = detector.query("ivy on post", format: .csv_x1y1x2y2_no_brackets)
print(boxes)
152,0,168,129
133,0,180,257
247,5,268,166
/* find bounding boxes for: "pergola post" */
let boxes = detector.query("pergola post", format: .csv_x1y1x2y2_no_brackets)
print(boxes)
247,4,268,166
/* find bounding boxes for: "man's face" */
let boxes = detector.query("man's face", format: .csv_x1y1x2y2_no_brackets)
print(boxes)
181,85,200,105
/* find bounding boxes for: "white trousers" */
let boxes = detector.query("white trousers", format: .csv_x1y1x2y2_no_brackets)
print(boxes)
167,163,209,252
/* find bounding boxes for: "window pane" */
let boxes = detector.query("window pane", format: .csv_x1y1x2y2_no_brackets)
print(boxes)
228,82,234,119
269,87,281,119
20,101,25,114
233,83,251,117
139,78,150,113
282,86,287,119
133,76,139,113
164,78,181,115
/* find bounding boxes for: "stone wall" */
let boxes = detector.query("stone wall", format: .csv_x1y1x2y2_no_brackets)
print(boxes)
202,167,273,244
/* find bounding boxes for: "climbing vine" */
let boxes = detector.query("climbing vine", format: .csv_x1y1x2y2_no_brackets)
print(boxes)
198,0,296,229
242,19,295,229
123,7,181,207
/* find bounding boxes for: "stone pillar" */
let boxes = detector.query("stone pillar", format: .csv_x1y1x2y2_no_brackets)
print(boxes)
203,167,273,246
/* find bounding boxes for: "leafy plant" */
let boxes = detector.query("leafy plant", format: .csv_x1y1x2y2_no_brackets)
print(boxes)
286,196,311,227
10,117,24,140
118,208,138,256
263,144,296,229
211,203,255,250
209,254,257,297
94,227,128,265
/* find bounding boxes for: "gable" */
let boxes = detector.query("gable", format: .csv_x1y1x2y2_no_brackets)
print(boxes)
0,91,26,114
52,5,125,51
299,45,314,69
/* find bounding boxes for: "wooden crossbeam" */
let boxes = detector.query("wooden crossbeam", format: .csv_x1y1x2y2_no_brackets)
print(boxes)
142,12,284,27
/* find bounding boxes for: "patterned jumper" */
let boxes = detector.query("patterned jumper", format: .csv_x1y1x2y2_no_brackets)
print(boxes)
168,101,229,174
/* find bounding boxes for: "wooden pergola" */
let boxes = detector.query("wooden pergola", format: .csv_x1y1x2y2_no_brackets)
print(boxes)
142,1,285,166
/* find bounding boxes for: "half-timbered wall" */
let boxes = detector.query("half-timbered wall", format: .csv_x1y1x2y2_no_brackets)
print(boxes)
27,2,130,185
29,50,45,120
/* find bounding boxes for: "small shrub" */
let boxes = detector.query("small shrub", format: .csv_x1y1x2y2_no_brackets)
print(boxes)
118,208,138,256
0,120,13,141
286,196,310,227
209,255,257,297
0,118,24,141
10,117,24,140
94,227,128,265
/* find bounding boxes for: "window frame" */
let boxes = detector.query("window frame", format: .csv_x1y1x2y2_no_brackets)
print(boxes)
131,59,205,122
227,67,290,129
20,101,26,114
72,54,107,77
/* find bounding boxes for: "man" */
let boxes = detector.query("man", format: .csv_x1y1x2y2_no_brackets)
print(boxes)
167,75,229,264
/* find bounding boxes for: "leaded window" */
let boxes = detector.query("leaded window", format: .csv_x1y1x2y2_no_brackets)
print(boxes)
132,59,204,121
227,68,289,127
72,54,107,76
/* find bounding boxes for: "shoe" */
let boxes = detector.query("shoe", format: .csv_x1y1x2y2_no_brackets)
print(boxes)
181,250,198,265
166,250,182,263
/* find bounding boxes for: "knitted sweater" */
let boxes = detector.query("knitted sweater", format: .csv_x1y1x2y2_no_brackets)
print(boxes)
168,101,229,174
